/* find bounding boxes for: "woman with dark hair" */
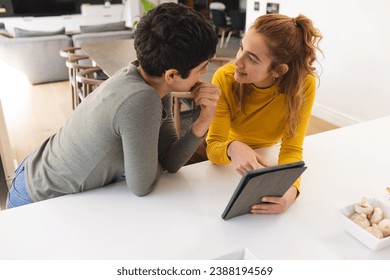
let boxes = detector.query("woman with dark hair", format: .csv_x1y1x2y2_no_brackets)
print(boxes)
206,13,323,214
6,3,220,208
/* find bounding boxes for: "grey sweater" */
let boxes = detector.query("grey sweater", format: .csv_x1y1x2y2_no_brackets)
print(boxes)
25,63,202,202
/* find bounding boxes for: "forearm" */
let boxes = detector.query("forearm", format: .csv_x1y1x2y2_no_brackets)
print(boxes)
159,127,203,172
206,138,232,165
192,117,210,138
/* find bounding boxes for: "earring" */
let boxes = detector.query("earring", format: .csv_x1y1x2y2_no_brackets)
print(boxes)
272,75,278,81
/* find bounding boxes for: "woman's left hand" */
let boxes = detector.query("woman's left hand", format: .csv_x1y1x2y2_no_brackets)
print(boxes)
250,186,298,214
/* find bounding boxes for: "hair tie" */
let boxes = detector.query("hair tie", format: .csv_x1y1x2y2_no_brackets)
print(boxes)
292,17,297,26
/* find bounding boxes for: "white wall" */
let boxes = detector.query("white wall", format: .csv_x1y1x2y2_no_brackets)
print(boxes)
122,0,141,28
122,0,177,28
245,0,390,126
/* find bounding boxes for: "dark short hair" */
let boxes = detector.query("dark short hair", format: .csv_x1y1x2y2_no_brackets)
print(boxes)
134,3,218,78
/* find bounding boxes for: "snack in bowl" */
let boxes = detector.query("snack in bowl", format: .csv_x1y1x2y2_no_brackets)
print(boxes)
337,197,390,250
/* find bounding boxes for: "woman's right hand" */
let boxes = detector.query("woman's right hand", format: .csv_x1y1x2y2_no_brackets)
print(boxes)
227,141,269,175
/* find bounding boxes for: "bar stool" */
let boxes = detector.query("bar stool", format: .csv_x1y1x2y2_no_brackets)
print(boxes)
59,47,82,59
65,54,92,109
172,92,196,137
210,9,233,48
172,56,232,136
76,67,106,102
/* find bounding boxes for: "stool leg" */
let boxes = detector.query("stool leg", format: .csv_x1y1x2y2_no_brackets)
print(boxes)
224,31,232,48
220,30,225,48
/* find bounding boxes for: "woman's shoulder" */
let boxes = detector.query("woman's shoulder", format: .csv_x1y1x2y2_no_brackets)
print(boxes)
302,74,317,102
301,74,317,93
304,74,317,88
304,74,316,85
216,62,235,75
212,62,236,83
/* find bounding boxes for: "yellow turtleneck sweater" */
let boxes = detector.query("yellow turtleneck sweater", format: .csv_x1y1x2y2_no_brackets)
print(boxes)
206,63,316,190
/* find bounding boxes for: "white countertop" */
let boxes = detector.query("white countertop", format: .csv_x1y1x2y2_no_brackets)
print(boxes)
1,116,390,259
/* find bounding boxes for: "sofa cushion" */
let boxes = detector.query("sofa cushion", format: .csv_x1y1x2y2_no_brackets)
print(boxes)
14,27,66,38
0,35,72,84
72,30,134,47
79,21,127,33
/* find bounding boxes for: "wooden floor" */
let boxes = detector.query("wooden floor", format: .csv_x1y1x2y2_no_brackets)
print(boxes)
307,115,339,135
0,80,338,210
1,81,72,163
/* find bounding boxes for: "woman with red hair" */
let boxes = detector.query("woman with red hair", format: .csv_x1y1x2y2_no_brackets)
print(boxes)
206,13,323,214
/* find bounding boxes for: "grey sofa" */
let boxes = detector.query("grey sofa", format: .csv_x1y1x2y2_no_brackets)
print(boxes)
72,30,134,47
0,29,134,85
0,34,72,84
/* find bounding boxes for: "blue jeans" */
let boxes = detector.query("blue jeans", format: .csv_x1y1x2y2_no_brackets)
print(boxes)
6,158,33,209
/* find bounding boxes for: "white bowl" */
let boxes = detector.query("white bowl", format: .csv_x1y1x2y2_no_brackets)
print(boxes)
337,198,390,250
